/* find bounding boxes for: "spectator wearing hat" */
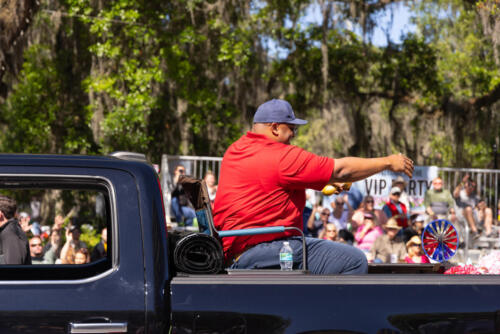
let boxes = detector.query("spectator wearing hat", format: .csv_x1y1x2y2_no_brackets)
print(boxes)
382,186,408,228
404,235,430,264
402,214,425,244
370,217,406,263
355,212,383,254
351,195,388,231
393,176,410,211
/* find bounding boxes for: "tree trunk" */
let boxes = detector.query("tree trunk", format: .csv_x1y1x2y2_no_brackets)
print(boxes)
176,98,190,155
0,0,39,101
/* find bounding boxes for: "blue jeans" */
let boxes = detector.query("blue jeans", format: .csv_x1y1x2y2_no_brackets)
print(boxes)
171,197,196,226
229,236,368,275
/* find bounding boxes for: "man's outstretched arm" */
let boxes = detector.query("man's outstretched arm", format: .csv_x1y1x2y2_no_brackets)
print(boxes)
330,154,414,184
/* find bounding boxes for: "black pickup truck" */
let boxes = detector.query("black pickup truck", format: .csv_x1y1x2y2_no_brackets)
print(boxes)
0,153,498,334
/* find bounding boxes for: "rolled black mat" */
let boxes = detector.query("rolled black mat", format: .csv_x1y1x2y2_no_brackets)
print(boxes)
172,233,224,274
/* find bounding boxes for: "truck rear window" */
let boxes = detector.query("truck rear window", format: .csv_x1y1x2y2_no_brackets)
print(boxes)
0,177,112,280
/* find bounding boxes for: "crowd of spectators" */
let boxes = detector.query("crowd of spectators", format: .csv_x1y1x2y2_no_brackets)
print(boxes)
0,194,107,265
170,166,500,265
304,174,499,263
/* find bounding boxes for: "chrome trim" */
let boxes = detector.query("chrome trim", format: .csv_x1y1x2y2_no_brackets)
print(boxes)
69,322,127,333
171,273,500,286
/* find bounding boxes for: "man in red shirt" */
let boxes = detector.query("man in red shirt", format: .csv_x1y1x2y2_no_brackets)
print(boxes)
213,99,414,274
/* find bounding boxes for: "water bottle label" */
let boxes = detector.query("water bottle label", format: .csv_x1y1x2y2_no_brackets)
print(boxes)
280,253,292,261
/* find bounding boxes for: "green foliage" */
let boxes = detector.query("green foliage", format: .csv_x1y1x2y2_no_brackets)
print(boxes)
463,138,492,168
80,224,101,251
1,0,499,169
430,134,455,166
0,43,94,154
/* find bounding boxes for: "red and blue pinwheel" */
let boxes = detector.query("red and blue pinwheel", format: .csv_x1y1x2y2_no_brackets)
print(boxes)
422,219,459,262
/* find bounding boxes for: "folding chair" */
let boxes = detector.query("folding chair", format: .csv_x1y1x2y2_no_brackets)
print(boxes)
178,175,308,271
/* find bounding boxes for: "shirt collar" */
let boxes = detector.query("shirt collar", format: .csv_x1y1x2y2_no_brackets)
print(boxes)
246,131,270,140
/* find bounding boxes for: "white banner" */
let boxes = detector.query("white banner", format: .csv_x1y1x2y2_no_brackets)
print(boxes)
352,166,438,212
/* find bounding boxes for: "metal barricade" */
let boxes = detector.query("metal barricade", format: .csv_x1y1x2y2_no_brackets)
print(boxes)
160,154,223,222
438,167,499,211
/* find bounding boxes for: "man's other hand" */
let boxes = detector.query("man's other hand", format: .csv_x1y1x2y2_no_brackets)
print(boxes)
388,154,414,178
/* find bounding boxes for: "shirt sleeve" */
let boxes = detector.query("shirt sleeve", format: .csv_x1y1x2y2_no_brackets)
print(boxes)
278,145,334,191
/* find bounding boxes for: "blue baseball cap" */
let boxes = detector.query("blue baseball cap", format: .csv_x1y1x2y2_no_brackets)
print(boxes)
253,99,308,125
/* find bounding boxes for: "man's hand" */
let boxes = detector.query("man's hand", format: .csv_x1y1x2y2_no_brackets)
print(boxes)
19,216,31,233
388,154,414,178
65,228,73,242
365,219,375,230
54,215,64,229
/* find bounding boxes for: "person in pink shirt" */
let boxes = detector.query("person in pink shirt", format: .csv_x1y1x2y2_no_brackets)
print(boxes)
355,212,383,253
351,195,388,232
404,235,430,264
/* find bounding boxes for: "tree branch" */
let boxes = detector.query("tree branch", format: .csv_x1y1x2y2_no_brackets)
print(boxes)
471,83,500,109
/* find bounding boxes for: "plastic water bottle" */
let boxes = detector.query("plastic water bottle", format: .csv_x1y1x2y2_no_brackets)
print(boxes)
279,241,293,271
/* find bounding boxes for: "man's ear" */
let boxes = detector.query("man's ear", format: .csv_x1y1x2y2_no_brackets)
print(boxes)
0,211,5,221
270,123,280,137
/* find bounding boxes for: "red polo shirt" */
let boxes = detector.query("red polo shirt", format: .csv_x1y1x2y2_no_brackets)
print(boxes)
213,132,334,262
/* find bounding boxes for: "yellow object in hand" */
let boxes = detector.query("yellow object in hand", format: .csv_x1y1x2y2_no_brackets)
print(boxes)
322,185,339,196
322,182,352,196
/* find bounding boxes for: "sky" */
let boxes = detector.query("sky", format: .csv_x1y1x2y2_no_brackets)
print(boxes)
369,2,415,46
303,1,415,46
267,2,416,58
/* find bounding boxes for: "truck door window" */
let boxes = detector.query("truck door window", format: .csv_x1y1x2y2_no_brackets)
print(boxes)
0,178,113,280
